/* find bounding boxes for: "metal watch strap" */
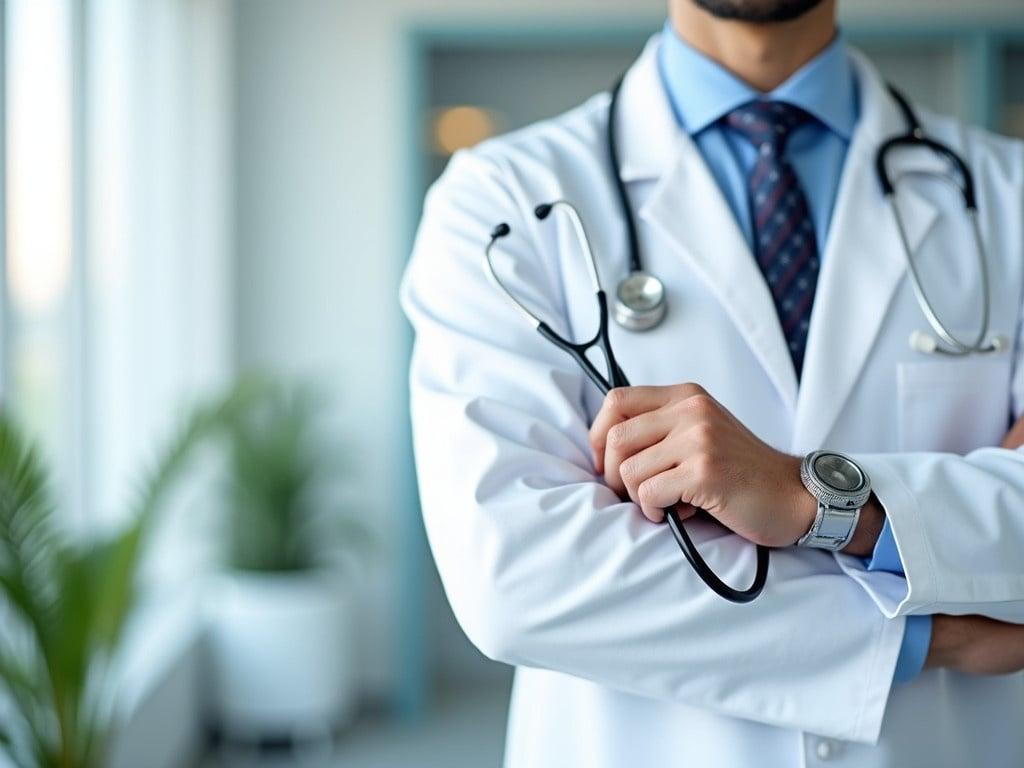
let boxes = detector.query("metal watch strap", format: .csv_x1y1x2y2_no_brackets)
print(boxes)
797,502,861,551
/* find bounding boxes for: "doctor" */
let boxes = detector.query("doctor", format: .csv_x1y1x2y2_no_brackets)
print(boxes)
402,0,1024,765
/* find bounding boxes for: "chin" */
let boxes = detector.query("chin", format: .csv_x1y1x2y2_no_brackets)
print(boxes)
692,0,826,23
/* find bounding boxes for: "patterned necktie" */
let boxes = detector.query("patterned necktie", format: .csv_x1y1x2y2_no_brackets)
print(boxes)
724,101,819,379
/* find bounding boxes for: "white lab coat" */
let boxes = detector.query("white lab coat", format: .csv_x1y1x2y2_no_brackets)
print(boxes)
401,35,1024,768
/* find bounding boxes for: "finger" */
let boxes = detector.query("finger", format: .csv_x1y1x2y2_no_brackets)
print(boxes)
615,437,678,503
590,384,704,468
590,387,668,470
636,466,697,522
603,411,674,493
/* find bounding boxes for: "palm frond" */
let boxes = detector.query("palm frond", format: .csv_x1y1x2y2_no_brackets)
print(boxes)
0,382,263,768
0,638,53,766
100,379,265,648
0,416,61,653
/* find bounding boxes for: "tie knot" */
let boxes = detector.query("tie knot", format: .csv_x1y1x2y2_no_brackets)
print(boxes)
724,101,812,154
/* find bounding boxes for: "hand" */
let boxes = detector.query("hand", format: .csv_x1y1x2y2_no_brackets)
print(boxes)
1001,414,1024,449
917,414,1024,677
588,383,815,547
926,614,1024,676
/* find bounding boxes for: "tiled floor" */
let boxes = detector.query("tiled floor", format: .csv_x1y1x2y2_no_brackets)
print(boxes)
203,681,511,768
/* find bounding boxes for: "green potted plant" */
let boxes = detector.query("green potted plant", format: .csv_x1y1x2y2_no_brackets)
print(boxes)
205,381,365,748
0,392,246,768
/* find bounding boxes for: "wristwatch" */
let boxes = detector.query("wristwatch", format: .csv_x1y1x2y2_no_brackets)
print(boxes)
797,450,872,551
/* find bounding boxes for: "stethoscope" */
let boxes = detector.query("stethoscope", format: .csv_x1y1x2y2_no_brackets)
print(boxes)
486,204,770,603
879,86,1006,356
481,79,1001,604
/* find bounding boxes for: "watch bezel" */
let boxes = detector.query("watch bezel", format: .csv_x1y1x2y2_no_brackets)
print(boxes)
800,451,871,510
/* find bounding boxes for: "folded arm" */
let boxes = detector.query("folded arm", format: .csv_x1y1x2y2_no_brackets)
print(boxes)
401,149,904,743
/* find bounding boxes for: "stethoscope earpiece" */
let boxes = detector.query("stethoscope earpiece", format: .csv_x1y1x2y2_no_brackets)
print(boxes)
908,330,938,354
909,330,1008,356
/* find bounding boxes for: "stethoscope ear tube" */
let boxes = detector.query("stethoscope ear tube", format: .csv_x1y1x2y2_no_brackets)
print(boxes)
879,86,995,358
876,135,978,210
486,203,770,603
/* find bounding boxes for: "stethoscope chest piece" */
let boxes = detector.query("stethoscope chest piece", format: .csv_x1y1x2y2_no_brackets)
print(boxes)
614,271,666,331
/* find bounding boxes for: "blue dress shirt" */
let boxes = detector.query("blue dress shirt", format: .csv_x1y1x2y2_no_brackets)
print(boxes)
658,24,930,684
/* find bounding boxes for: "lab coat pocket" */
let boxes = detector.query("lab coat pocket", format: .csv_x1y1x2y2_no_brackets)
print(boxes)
896,357,1012,453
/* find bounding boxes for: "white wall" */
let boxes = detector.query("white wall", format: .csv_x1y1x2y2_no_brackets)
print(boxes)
231,0,1024,698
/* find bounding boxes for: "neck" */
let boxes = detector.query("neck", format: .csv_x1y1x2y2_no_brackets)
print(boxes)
668,1,837,92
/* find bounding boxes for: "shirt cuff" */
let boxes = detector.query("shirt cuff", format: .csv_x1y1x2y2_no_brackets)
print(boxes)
866,519,904,575
892,615,932,684
865,519,929,683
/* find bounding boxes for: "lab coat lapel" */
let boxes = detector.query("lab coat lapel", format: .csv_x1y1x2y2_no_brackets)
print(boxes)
617,37,799,410
791,51,939,453
640,147,800,411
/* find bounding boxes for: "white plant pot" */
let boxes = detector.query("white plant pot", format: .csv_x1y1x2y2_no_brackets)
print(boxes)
205,569,356,744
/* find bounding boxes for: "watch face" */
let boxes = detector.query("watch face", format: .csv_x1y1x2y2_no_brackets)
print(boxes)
813,453,864,493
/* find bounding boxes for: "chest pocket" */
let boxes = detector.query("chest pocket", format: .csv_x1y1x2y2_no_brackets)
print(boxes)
897,357,1013,453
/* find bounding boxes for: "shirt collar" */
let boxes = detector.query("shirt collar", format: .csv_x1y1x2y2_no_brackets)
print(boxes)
658,21,857,140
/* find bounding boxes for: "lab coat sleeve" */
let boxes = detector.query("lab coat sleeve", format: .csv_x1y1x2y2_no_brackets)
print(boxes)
840,167,1024,622
841,448,1024,622
400,148,906,744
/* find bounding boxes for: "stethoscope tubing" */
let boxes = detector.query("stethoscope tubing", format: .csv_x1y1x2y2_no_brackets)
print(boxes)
889,196,991,355
486,210,770,604
876,85,996,356
539,298,770,604
607,76,642,275
539,300,769,603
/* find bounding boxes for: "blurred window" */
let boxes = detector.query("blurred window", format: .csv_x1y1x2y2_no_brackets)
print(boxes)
3,0,82,521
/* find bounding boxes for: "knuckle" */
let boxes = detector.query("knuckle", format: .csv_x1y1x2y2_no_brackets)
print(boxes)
693,453,716,481
694,421,716,446
637,479,656,505
688,392,716,416
620,457,640,483
606,422,629,450
606,387,629,410
678,382,706,399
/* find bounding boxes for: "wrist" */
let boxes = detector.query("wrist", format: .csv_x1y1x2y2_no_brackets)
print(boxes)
840,495,885,556
788,458,818,545
925,614,989,673
924,615,960,670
